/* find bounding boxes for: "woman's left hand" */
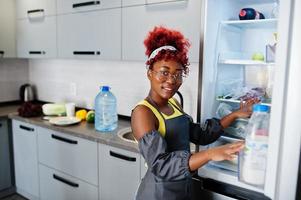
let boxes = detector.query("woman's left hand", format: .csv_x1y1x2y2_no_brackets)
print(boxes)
234,98,260,118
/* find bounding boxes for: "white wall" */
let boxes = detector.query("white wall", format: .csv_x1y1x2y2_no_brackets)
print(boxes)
29,59,199,119
0,59,29,102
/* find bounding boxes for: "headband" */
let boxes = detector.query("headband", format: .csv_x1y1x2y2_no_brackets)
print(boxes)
148,45,177,61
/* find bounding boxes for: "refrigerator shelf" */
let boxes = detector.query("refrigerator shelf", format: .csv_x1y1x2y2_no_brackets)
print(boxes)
217,98,272,107
218,59,275,66
220,18,278,29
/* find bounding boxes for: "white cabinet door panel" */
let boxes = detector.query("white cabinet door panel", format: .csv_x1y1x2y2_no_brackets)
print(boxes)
39,164,98,200
140,157,148,180
123,0,146,7
0,0,16,58
16,0,56,19
17,16,57,58
57,9,121,60
12,120,39,199
38,127,98,186
122,1,201,63
57,0,121,15
147,0,186,4
99,144,140,200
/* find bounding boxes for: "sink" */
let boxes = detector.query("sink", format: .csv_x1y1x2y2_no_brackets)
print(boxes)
117,127,137,143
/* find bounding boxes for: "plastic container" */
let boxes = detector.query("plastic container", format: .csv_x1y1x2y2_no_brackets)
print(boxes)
94,86,118,132
238,104,270,187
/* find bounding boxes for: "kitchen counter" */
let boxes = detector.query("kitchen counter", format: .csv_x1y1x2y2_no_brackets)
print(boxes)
0,103,138,153
0,104,19,118
9,114,138,153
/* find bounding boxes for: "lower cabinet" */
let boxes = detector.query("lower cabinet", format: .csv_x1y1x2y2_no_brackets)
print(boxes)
12,120,39,200
140,157,148,180
39,164,98,200
99,144,140,200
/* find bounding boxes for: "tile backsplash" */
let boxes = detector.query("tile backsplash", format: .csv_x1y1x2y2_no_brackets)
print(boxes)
0,59,29,102
29,59,199,119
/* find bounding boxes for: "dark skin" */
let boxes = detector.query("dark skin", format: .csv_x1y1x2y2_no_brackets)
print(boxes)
131,59,258,171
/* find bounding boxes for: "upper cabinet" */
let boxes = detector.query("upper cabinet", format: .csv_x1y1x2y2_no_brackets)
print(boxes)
17,16,57,58
146,0,186,4
122,0,202,63
0,0,16,58
16,0,56,19
57,0,121,14
16,0,57,58
123,0,145,7
57,8,121,59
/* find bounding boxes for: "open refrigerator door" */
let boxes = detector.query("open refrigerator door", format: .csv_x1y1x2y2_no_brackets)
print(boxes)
196,0,297,199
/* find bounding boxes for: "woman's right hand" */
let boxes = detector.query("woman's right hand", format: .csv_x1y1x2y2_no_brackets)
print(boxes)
207,141,244,161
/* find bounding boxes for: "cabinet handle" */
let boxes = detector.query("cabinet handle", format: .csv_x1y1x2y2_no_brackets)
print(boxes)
109,151,136,162
72,1,100,8
29,51,46,55
0,123,2,128
19,125,34,132
0,51,4,57
73,51,100,55
51,134,78,144
27,9,44,14
53,174,79,188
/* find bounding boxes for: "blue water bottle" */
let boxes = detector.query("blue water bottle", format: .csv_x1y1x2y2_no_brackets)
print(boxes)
94,86,118,132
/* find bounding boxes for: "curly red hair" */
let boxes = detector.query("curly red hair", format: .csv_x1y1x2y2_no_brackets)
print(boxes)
144,26,190,73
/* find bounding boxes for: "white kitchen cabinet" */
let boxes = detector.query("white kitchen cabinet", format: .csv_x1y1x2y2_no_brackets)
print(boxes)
99,144,140,200
57,8,121,60
0,0,16,58
17,16,57,58
16,0,56,20
57,0,121,15
122,0,201,63
38,127,98,185
12,120,39,200
123,0,146,7
146,0,186,4
140,157,148,180
39,164,98,200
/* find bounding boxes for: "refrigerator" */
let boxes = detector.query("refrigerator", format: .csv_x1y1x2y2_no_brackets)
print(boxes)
194,0,301,199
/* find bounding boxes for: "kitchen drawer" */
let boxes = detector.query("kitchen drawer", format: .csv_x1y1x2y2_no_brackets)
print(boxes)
39,164,98,200
57,0,121,15
38,127,98,185
16,0,56,19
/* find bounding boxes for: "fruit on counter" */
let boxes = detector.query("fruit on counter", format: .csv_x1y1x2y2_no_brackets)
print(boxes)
42,103,66,116
18,102,42,117
252,52,264,61
86,111,95,123
76,109,87,121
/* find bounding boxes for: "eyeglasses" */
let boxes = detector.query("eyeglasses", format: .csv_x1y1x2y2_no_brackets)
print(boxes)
151,70,187,82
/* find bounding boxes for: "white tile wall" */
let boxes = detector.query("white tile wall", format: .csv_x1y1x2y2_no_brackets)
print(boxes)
0,59,29,102
29,59,199,119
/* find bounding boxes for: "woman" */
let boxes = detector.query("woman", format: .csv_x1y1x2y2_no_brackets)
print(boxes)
131,26,257,200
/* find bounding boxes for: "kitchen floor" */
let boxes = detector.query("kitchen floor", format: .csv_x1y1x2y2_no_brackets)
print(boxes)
0,194,27,200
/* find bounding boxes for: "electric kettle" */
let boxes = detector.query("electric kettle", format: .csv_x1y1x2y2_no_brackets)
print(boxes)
19,84,35,102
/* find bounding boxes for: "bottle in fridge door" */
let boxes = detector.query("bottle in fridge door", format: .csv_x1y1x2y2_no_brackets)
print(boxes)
238,104,270,187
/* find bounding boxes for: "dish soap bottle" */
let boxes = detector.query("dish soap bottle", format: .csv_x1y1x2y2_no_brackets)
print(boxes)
239,104,270,187
94,86,118,132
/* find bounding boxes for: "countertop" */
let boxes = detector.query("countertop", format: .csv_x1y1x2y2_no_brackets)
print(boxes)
0,103,139,153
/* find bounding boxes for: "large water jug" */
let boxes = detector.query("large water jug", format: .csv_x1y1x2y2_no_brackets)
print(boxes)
238,104,270,187
94,86,118,132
